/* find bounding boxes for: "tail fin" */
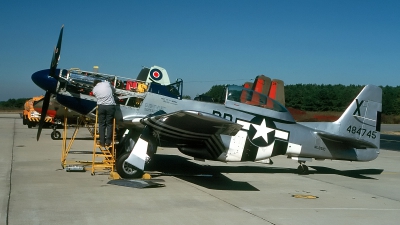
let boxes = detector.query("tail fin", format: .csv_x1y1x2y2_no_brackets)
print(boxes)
335,85,382,148
243,82,253,89
269,79,285,106
252,75,271,96
136,65,171,85
249,75,286,106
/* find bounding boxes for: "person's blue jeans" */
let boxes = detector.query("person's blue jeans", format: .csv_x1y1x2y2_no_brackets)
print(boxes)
98,105,116,145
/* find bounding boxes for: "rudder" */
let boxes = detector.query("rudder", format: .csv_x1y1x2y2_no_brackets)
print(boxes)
136,65,171,85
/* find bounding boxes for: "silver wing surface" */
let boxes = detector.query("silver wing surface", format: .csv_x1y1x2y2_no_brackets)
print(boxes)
142,110,242,142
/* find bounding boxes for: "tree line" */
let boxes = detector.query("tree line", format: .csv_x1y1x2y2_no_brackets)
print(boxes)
0,98,29,110
201,84,400,115
285,84,400,115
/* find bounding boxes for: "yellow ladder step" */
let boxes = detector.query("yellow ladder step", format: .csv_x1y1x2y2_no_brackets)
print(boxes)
91,107,117,176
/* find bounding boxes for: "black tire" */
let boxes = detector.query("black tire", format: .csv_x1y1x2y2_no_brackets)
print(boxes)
51,131,62,140
27,122,33,128
23,116,27,125
297,164,309,175
116,152,143,179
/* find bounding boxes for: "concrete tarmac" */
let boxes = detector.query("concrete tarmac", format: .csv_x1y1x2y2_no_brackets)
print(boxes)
1,113,400,225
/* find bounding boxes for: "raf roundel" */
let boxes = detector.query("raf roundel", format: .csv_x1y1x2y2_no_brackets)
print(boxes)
150,69,163,81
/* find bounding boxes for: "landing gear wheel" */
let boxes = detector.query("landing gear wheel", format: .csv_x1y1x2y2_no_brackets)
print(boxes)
116,152,143,179
51,131,62,140
297,164,309,175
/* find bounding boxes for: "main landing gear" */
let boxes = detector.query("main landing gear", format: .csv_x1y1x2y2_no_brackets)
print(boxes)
297,162,309,175
116,152,143,179
115,128,157,179
50,124,62,140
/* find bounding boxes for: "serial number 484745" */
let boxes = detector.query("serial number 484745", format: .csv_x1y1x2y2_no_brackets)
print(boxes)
346,125,377,139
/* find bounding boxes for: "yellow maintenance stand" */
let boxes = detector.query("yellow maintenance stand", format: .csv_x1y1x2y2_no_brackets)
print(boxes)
90,108,120,179
59,106,120,179
60,113,95,169
60,107,152,180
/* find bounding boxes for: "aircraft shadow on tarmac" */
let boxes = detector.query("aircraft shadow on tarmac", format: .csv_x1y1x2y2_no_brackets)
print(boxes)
308,166,383,180
69,150,94,154
148,154,260,191
47,136,94,141
147,154,384,190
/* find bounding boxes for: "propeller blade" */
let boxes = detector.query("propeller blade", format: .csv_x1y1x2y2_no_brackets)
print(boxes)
49,25,64,79
37,92,51,141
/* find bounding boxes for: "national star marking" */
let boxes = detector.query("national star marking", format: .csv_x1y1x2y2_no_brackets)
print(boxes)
251,119,274,143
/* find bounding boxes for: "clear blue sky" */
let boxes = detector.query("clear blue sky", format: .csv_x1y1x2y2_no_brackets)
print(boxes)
1,0,399,101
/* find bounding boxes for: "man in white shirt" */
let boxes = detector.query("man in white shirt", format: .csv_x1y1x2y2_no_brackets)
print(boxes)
92,79,116,147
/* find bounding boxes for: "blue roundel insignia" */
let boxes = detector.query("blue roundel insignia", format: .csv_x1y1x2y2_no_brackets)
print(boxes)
150,69,163,81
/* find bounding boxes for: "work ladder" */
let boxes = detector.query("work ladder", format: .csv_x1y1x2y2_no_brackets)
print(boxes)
91,107,120,179
60,109,95,169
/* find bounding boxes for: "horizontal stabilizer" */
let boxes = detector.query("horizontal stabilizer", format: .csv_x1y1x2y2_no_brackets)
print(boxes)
317,132,378,149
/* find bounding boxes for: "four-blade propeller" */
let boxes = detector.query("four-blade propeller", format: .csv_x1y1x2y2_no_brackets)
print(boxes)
37,25,64,141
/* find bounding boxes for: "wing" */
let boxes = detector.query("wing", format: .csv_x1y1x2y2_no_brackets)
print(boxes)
125,110,242,170
142,110,242,141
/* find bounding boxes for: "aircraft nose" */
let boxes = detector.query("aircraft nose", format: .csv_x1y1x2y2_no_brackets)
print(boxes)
31,69,59,93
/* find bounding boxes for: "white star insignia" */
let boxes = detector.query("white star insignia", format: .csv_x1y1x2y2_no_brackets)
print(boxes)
251,119,274,143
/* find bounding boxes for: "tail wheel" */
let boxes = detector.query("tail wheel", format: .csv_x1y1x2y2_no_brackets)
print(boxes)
51,131,62,140
116,152,143,179
297,164,309,175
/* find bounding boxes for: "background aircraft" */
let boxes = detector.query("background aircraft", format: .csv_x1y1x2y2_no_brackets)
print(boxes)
22,96,53,128
32,26,382,179
33,95,88,139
